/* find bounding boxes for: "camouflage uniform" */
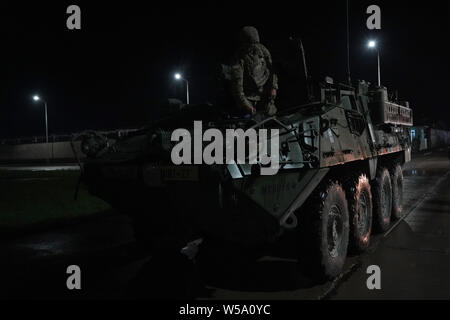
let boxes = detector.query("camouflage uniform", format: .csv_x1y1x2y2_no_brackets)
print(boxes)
230,26,278,117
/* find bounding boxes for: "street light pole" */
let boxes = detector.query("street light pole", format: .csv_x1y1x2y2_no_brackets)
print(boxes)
185,80,189,105
44,101,49,144
174,73,190,104
368,40,381,87
377,49,381,87
33,95,50,162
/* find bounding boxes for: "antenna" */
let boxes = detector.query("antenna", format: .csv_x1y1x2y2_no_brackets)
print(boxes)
289,36,309,80
290,36,314,102
299,39,309,80
346,0,352,85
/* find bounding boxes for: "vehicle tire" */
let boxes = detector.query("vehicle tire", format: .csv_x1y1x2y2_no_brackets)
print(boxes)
372,167,392,232
298,181,350,280
346,174,373,253
390,164,404,220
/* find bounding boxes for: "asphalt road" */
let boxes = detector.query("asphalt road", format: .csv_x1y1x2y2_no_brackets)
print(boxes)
1,151,449,300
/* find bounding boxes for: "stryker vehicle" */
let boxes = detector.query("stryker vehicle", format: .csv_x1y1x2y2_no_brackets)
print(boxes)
74,48,413,280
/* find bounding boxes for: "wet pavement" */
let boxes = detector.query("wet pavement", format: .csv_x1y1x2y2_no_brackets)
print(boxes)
0,151,449,300
330,153,450,299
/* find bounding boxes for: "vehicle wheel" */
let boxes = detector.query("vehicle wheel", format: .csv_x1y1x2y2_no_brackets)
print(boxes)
390,164,404,220
372,167,392,232
346,174,373,253
298,181,349,280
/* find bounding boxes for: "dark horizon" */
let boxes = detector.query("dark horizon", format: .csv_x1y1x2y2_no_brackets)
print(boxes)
1,1,449,139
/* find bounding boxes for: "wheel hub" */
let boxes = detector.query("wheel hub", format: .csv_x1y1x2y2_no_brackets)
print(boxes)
357,190,370,235
327,205,343,258
381,181,390,219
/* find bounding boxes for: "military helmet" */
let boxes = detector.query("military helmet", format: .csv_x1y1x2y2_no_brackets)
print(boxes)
239,26,260,44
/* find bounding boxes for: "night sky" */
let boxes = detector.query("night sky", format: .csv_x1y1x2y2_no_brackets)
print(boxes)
1,1,449,139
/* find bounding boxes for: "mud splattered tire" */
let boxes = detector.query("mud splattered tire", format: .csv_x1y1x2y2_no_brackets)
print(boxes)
298,181,349,280
372,167,392,232
390,164,404,220
346,174,373,253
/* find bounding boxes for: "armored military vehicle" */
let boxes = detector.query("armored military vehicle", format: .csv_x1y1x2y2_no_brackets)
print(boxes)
74,57,412,280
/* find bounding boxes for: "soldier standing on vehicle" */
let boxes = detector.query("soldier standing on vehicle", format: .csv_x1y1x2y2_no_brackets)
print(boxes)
230,26,278,118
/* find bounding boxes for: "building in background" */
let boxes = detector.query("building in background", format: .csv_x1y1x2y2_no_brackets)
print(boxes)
411,125,450,152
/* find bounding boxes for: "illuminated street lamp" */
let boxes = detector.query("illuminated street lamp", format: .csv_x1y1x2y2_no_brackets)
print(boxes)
174,73,189,104
32,95,49,144
368,40,381,86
